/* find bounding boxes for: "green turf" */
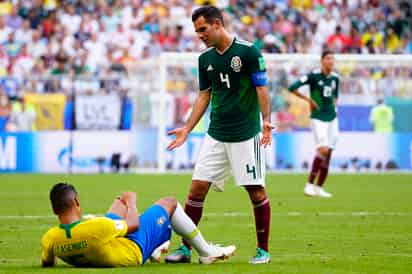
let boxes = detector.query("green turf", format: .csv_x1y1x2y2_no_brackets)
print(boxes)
0,174,411,274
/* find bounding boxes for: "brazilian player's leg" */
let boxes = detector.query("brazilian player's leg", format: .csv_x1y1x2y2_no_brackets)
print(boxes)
124,201,173,264
182,180,210,250
155,197,235,264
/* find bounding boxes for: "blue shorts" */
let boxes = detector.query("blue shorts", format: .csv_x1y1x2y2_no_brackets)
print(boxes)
105,205,172,264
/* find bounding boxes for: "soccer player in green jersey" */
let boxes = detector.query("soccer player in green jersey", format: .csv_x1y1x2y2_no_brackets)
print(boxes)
288,50,339,198
166,6,274,264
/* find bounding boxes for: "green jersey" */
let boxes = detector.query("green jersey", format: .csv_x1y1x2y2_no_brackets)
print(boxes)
198,38,266,142
288,69,339,122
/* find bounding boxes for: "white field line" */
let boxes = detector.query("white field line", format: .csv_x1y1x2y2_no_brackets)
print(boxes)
1,212,412,219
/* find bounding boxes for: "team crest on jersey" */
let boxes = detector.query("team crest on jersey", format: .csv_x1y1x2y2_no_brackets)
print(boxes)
318,80,324,86
157,216,166,226
231,56,242,72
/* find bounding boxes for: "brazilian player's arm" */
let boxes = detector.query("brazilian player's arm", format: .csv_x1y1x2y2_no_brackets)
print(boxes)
41,234,56,267
118,192,140,233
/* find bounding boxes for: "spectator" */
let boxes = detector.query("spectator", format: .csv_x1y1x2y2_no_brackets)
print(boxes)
386,27,402,53
401,34,412,54
361,24,384,52
5,5,22,30
369,99,394,133
15,19,32,44
59,4,81,34
8,97,36,132
2,32,21,57
41,10,57,39
27,0,45,29
12,43,34,78
326,26,350,53
0,92,11,131
378,68,397,98
0,0,12,17
0,16,12,44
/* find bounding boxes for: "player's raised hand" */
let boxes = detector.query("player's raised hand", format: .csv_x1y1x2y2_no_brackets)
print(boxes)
260,121,275,148
309,99,319,111
167,127,190,150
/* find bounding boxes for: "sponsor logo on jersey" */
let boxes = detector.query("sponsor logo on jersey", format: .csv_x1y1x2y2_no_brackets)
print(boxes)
114,220,125,231
231,56,242,72
258,57,266,70
157,216,166,226
207,64,214,71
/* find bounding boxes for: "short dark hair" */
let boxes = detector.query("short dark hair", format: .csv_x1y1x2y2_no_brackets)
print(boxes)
192,6,224,26
321,49,333,59
49,183,77,214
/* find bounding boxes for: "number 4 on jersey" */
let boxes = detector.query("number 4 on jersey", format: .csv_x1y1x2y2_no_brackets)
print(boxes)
220,72,230,88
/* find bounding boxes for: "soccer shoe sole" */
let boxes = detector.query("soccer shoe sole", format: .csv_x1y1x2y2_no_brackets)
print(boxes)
304,190,317,197
164,254,191,263
249,257,271,264
198,246,236,264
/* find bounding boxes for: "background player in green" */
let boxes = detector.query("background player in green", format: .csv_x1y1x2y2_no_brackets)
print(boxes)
288,50,339,198
166,6,274,264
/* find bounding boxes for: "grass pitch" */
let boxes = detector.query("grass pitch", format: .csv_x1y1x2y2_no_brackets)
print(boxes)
0,174,411,274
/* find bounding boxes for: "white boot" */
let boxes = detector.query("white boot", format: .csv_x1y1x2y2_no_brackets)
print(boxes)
198,244,236,264
304,183,317,196
314,185,332,198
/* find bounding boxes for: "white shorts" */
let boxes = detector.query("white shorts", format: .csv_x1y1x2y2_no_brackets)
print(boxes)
192,134,265,191
311,118,339,150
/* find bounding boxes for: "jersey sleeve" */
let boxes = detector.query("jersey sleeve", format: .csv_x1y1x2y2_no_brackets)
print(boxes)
247,45,266,73
88,217,128,242
41,233,55,265
288,73,311,92
246,45,267,87
198,55,211,91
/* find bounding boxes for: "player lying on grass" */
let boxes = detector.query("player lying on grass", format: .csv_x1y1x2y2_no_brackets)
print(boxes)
41,183,235,267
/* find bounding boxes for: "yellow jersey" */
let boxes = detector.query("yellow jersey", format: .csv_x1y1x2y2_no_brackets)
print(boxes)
41,217,143,267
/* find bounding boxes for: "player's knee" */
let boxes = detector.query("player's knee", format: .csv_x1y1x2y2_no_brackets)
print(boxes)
156,196,177,215
189,180,209,200
318,147,329,157
245,185,267,202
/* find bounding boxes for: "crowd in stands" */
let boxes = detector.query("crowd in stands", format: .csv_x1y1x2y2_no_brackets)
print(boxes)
0,0,409,83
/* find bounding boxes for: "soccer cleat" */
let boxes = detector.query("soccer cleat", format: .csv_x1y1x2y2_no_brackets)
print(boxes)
249,247,271,264
304,183,317,197
314,185,333,198
149,240,170,263
198,244,236,264
164,244,192,263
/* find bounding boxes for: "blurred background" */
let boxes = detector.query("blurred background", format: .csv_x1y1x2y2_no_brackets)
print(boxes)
0,0,411,173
